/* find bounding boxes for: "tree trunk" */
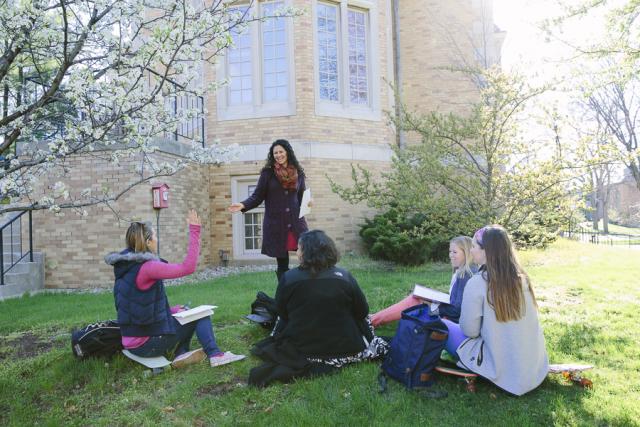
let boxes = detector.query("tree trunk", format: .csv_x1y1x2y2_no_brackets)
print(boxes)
602,201,610,234
591,192,599,231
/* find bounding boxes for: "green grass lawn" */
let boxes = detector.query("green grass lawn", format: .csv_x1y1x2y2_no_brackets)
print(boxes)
1,240,639,426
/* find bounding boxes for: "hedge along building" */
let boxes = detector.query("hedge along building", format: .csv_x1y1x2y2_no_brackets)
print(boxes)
32,0,504,289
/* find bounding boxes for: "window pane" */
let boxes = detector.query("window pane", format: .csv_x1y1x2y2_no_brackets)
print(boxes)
243,212,264,252
242,89,252,103
228,6,252,106
265,87,277,101
265,74,276,87
347,8,368,105
263,1,288,102
229,91,241,105
317,3,339,102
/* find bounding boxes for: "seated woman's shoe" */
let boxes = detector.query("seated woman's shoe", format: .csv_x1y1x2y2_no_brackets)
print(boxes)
172,348,206,368
210,351,246,367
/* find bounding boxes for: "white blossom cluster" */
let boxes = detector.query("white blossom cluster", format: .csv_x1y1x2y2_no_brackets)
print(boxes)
0,0,297,215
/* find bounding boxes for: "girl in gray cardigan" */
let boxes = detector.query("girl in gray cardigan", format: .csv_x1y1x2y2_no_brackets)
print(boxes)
441,225,549,396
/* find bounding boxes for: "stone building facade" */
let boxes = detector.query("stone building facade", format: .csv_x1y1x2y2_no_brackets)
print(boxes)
32,0,504,288
609,171,640,227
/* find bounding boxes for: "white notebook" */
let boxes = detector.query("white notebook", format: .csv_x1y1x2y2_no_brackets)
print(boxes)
172,305,217,325
412,284,450,304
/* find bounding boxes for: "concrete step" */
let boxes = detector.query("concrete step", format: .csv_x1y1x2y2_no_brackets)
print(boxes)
0,252,45,300
3,250,28,257
2,253,32,268
1,262,30,274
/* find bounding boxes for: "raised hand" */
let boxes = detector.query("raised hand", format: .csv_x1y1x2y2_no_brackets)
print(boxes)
187,209,201,226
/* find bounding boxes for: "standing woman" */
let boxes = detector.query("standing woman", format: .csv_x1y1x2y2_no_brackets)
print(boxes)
442,225,549,396
229,139,309,282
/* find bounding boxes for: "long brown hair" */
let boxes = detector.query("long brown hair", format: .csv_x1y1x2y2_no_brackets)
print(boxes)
480,225,537,322
126,221,154,253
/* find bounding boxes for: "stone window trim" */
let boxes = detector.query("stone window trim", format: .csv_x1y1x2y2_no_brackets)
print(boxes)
216,0,296,121
230,175,271,260
313,0,381,121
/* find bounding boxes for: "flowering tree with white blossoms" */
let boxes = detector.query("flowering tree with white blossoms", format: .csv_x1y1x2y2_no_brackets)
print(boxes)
0,0,296,216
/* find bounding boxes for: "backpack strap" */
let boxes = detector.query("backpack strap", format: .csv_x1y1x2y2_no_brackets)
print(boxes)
378,369,388,394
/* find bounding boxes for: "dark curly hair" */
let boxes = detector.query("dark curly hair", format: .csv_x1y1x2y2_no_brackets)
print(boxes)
298,230,340,277
263,139,305,176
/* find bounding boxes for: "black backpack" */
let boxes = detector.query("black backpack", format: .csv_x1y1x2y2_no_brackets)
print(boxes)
71,320,123,359
379,304,448,394
246,291,278,329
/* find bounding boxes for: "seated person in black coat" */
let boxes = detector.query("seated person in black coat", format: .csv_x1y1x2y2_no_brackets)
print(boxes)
248,230,387,387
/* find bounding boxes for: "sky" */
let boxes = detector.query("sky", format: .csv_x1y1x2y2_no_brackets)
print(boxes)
492,0,607,76
491,0,628,181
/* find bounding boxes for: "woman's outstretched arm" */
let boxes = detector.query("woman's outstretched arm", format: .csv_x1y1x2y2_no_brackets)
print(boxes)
136,210,201,290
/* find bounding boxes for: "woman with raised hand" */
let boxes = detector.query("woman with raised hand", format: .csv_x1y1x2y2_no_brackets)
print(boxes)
228,139,309,282
106,210,245,369
443,225,549,396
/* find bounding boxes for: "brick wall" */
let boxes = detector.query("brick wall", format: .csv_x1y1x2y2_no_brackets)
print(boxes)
205,0,396,148
32,151,211,289
208,157,390,263
26,0,500,288
398,0,502,144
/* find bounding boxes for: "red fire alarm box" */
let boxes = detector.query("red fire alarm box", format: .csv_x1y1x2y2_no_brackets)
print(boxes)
151,183,170,209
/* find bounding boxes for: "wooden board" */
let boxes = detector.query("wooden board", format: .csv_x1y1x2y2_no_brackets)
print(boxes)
548,363,593,374
122,350,171,369
548,363,594,389
435,366,478,378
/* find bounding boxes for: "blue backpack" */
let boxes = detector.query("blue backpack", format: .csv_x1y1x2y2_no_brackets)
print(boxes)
380,304,449,390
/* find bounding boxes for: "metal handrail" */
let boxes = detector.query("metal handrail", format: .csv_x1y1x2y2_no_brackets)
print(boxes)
561,227,640,247
0,210,33,286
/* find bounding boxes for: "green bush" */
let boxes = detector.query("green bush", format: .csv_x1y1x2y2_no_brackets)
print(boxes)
359,207,470,265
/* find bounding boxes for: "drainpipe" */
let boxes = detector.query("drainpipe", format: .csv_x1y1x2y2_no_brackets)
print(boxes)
392,0,406,150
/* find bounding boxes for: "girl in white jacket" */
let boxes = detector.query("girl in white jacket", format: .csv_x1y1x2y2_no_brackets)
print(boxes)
443,225,549,396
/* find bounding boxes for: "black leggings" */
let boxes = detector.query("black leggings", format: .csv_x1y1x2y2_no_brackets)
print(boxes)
276,255,289,274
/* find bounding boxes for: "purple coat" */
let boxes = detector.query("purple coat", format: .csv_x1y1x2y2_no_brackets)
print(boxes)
241,168,308,258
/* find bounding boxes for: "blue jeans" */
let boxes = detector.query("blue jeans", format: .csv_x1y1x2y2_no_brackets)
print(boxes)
129,316,221,358
441,318,468,358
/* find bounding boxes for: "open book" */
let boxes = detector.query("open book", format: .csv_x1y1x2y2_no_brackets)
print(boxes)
172,305,217,325
413,284,450,305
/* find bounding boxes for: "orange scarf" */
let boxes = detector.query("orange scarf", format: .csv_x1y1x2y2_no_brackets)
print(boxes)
273,163,298,190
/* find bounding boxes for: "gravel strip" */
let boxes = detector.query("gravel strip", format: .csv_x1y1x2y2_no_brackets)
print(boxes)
165,264,277,286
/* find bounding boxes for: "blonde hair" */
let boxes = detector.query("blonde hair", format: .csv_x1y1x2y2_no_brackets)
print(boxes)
126,221,154,253
450,236,474,279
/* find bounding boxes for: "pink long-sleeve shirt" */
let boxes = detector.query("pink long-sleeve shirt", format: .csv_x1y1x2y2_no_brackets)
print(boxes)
122,224,201,349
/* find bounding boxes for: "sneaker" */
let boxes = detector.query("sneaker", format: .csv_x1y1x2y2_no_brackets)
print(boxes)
171,348,206,368
209,351,246,367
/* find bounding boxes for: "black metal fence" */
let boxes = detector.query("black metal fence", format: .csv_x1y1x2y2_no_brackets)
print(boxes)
1,210,34,286
560,227,640,247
